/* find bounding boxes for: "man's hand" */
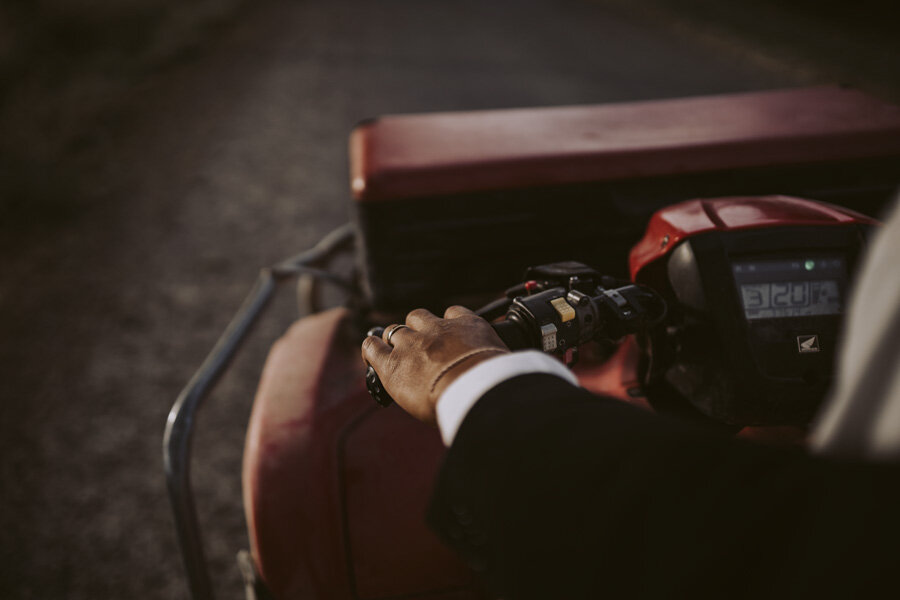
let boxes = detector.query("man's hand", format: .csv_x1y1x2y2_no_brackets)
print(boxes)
361,306,509,424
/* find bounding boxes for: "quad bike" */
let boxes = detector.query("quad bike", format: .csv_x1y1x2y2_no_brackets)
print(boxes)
164,86,900,600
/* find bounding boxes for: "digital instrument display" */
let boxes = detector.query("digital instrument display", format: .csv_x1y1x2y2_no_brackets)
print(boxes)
732,256,845,320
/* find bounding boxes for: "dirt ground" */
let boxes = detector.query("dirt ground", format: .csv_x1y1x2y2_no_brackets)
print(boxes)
0,1,896,598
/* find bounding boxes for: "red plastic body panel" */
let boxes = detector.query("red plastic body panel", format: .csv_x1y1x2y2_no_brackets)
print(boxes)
243,309,364,599
243,309,480,600
573,336,650,407
350,86,900,202
628,195,878,279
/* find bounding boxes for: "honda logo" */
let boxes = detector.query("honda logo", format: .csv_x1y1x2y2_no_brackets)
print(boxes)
797,335,820,353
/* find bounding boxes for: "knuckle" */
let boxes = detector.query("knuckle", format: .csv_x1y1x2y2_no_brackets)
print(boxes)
362,335,383,358
407,308,429,322
444,305,464,317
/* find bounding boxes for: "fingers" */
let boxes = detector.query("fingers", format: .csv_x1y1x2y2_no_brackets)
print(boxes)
444,305,476,319
406,308,439,329
361,335,391,370
383,323,415,348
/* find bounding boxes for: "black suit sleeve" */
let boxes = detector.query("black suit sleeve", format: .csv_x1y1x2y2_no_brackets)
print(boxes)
427,374,900,600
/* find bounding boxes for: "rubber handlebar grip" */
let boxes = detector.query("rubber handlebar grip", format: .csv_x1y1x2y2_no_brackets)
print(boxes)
491,319,534,351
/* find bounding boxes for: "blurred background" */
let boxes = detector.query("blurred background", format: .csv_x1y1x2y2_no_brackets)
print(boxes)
1,0,897,598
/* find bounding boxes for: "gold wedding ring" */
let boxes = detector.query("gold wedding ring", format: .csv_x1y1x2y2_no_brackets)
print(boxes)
385,324,410,347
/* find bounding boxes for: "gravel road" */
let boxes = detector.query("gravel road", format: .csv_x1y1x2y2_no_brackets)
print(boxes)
2,0,856,597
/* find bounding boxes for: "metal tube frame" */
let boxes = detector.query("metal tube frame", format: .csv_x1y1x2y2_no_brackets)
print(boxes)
163,224,356,600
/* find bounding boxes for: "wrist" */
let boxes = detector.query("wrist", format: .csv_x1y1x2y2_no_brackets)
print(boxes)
429,348,509,404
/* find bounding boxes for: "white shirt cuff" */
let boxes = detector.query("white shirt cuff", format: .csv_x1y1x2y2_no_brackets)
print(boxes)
435,350,579,446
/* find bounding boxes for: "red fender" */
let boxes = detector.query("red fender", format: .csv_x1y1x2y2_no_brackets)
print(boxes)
243,308,480,600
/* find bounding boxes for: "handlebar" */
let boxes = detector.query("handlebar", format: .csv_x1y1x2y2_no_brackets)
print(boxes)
364,266,666,407
491,320,533,351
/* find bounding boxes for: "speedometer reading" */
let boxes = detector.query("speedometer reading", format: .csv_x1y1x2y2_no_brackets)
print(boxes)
739,280,840,319
732,257,845,320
